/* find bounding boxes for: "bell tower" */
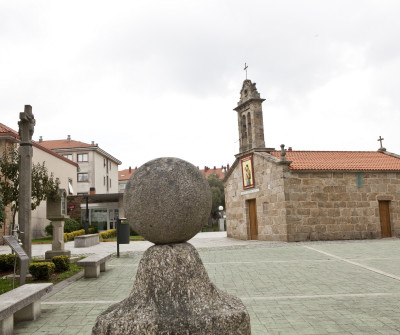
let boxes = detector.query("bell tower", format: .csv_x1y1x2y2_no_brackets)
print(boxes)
234,79,266,153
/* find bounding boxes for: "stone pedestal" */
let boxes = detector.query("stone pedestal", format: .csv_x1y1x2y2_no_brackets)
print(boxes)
219,218,225,231
45,221,70,260
92,243,251,334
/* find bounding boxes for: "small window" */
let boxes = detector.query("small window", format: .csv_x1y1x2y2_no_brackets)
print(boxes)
104,176,106,185
63,154,73,160
104,159,106,167
78,173,88,182
356,172,363,187
120,183,126,190
110,179,112,187
77,153,88,162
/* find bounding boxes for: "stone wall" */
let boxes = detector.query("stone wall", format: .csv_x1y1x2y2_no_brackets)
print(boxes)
225,152,400,242
285,171,400,241
225,152,288,241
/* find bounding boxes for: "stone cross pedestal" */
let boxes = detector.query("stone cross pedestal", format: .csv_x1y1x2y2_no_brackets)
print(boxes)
18,105,35,259
92,157,251,334
45,189,71,260
45,221,71,260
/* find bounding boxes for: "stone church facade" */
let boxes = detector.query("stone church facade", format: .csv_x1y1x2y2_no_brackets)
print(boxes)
224,80,400,242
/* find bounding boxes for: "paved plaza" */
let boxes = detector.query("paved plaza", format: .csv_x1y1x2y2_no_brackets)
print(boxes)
2,233,400,334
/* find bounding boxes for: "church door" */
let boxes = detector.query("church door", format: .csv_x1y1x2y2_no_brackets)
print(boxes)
379,201,392,238
248,199,258,240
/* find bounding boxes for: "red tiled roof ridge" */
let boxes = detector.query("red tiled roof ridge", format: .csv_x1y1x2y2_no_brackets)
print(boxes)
0,123,78,167
39,139,93,149
269,150,400,171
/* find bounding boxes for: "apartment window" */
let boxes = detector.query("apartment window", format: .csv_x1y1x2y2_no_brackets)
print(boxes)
104,176,106,185
63,154,73,160
77,153,88,162
104,158,106,167
110,179,112,188
78,173,89,182
120,183,126,190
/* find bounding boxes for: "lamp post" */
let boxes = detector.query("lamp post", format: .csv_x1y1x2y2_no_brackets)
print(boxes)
218,206,225,231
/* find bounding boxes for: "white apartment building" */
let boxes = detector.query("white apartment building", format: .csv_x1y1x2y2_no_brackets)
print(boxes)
39,135,121,195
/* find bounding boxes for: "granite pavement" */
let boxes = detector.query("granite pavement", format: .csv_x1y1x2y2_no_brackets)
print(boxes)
2,233,400,334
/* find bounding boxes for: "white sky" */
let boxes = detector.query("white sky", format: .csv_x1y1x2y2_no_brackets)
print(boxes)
1,0,399,170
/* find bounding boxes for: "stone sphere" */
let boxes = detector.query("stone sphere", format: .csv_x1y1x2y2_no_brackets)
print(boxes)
124,157,212,244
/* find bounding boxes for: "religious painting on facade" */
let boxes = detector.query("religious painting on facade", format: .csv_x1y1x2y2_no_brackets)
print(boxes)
241,154,255,189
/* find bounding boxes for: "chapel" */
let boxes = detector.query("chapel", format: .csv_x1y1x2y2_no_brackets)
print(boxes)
224,79,400,241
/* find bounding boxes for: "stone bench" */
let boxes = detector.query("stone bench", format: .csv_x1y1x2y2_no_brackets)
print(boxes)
74,234,99,248
77,253,113,278
0,283,53,335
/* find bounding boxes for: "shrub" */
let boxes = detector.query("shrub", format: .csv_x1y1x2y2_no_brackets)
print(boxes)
45,223,53,236
64,219,83,233
90,222,99,233
29,262,55,280
52,256,70,272
99,229,117,239
0,254,16,271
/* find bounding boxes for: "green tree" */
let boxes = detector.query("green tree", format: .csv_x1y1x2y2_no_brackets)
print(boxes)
0,146,60,232
207,175,225,219
0,192,5,229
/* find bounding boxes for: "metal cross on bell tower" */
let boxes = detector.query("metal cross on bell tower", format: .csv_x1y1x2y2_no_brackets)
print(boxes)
244,63,248,80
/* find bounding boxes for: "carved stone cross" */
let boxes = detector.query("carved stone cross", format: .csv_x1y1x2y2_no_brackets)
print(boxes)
244,63,248,80
377,136,384,149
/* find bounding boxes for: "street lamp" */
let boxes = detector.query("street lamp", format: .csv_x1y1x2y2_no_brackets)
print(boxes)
218,206,225,231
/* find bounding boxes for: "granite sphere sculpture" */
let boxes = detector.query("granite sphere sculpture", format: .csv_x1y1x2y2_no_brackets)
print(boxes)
124,157,212,244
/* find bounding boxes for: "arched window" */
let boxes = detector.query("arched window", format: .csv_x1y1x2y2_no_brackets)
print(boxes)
241,114,247,146
247,112,252,147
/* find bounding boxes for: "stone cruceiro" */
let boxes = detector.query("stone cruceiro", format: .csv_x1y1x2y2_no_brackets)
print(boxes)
93,157,251,334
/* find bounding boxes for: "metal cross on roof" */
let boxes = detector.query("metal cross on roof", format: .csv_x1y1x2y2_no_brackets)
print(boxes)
377,135,385,149
244,63,248,80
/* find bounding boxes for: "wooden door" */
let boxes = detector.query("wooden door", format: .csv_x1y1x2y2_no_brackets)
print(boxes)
379,201,392,238
248,199,258,240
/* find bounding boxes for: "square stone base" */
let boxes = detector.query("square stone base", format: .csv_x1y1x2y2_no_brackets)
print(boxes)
84,265,100,278
45,250,71,260
14,300,41,322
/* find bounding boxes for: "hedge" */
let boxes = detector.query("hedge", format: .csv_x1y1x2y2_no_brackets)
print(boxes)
52,256,70,272
64,227,95,242
29,262,55,280
0,254,16,271
99,229,117,239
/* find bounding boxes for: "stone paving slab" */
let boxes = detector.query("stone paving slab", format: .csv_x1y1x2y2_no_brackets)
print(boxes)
11,238,400,334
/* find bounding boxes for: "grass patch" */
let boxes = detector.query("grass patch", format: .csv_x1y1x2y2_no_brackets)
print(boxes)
53,263,83,284
32,237,52,244
100,235,144,242
0,277,20,294
0,263,83,295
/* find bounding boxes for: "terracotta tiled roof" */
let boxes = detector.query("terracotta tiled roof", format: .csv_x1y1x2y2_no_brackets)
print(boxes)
119,166,226,181
119,168,136,181
200,167,226,179
0,123,78,167
0,123,18,137
269,151,400,171
39,139,93,150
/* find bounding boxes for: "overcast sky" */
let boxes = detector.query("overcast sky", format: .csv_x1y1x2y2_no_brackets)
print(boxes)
1,0,399,170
